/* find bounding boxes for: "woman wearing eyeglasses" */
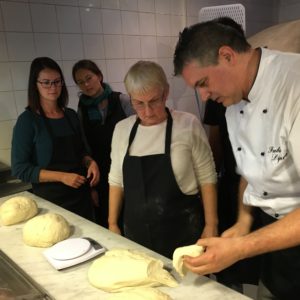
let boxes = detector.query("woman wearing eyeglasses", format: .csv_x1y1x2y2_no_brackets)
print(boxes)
72,60,134,227
11,57,99,221
108,61,218,259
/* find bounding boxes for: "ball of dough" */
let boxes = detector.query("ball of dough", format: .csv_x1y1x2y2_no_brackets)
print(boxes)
173,245,204,277
108,287,172,300
23,213,70,247
0,196,38,226
88,249,177,292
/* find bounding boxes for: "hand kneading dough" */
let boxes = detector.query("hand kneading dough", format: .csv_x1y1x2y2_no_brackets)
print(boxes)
23,213,70,247
88,249,178,292
0,196,38,225
173,245,204,277
108,287,172,300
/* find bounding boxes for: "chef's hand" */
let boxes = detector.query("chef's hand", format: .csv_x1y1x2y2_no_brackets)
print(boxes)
61,173,87,188
109,223,122,235
183,237,244,275
86,160,100,187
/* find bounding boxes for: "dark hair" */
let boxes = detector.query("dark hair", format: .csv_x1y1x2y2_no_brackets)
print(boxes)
173,17,251,75
28,57,68,113
214,16,245,35
72,59,103,85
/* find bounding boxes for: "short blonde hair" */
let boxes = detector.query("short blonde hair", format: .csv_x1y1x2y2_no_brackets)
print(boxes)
124,61,169,95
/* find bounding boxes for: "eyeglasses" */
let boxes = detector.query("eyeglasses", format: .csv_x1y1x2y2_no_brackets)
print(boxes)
76,75,94,87
37,79,64,89
131,96,164,111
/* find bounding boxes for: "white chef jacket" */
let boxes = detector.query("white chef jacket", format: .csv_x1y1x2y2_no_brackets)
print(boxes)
226,48,300,219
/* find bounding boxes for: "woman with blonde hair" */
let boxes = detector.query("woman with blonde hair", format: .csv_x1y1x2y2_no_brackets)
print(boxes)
108,61,218,258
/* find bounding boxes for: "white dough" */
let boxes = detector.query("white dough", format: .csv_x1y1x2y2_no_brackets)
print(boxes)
88,249,178,292
108,287,172,300
172,245,204,277
23,213,70,247
0,196,38,226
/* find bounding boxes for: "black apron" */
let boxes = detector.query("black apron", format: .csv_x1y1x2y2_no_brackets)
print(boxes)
32,112,93,221
260,209,300,299
215,174,261,285
79,92,126,227
122,108,204,258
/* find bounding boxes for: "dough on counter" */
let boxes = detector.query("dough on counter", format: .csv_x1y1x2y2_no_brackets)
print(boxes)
172,245,204,277
0,196,38,226
108,287,172,300
23,213,70,247
88,249,178,292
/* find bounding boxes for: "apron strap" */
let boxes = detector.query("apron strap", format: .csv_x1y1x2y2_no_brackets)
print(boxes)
40,108,55,140
127,117,140,151
126,107,173,155
63,109,78,134
165,108,172,155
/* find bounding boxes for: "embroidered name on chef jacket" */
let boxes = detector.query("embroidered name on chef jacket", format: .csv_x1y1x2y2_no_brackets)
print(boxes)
268,146,288,164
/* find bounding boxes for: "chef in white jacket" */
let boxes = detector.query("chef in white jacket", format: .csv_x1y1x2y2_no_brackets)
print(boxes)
173,16,300,300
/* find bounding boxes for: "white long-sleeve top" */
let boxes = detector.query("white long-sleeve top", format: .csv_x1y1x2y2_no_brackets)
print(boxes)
109,109,217,195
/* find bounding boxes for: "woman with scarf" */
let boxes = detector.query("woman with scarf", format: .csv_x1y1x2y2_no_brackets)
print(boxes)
72,60,134,227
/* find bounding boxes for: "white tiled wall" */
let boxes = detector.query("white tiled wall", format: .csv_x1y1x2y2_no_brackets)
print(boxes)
0,0,189,167
1,0,299,168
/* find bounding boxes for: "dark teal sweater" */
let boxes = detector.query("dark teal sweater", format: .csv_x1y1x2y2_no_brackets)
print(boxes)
11,108,86,183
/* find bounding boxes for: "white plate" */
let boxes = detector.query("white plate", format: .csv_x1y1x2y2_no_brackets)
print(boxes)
48,238,91,261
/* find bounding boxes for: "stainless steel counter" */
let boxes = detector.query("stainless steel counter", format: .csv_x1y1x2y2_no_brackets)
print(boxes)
0,249,52,299
0,167,31,198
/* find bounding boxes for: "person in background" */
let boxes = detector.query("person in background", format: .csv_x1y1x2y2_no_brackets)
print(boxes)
72,60,134,227
12,57,99,221
108,60,218,259
173,17,300,299
204,99,260,292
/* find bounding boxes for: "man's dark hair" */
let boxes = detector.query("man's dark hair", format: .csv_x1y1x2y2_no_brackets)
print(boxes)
173,17,251,75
